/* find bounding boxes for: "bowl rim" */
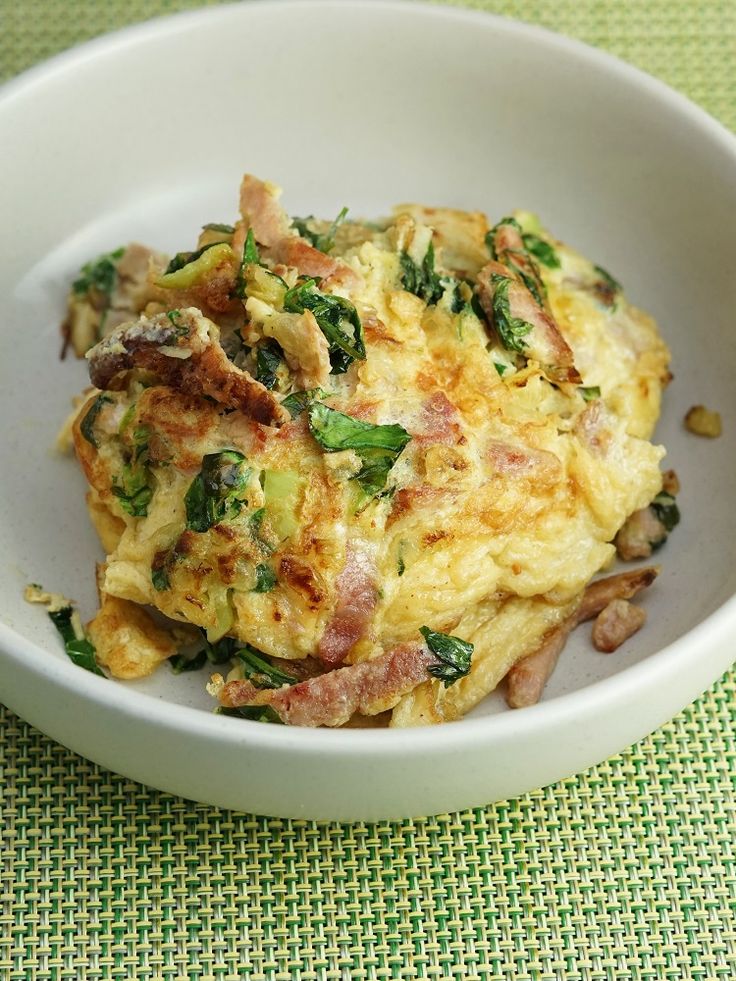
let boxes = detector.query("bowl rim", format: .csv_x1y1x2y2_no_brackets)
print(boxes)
2,0,736,757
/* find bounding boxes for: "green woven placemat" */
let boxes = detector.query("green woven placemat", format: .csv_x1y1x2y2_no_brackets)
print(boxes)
1,2,736,978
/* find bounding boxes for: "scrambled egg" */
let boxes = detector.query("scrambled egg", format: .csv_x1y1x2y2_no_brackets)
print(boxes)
62,175,670,725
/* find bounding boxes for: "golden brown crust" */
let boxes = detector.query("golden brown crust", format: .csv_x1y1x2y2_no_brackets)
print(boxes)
87,308,288,426
86,593,177,679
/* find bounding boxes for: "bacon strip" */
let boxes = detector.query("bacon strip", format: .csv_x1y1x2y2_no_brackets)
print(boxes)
506,566,658,708
86,307,288,427
317,545,377,667
220,643,432,727
476,260,580,384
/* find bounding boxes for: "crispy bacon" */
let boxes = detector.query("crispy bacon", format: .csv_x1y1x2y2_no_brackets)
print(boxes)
476,260,580,384
220,642,432,727
317,545,377,667
506,566,658,708
86,307,288,427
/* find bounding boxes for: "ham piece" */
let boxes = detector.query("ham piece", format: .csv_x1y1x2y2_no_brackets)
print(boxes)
317,545,377,667
506,566,658,708
220,642,433,727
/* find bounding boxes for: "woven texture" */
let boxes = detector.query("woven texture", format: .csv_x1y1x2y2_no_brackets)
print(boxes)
1,1,736,978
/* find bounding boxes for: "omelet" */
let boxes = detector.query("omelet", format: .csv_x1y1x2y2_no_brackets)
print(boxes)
62,174,672,726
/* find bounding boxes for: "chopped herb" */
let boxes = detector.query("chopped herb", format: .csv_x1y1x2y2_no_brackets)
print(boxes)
248,507,275,554
494,362,508,377
292,206,349,253
591,264,621,307
307,402,411,500
236,645,296,688
169,649,207,673
151,567,170,591
249,507,266,533
284,278,365,373
243,227,260,264
253,563,277,593
651,492,680,533
112,425,153,518
593,264,621,292
72,247,124,296
48,606,105,676
522,233,560,269
185,450,251,532
489,274,534,353
218,705,284,724
234,228,261,300
484,219,518,262
201,634,239,664
80,394,112,448
420,625,473,687
202,222,235,234
352,450,400,500
165,309,189,336
255,340,284,390
112,483,152,517
117,402,136,435
72,246,124,334
111,484,151,517
400,242,444,305
397,541,407,577
487,219,547,307
281,388,329,418
447,281,467,314
579,386,601,401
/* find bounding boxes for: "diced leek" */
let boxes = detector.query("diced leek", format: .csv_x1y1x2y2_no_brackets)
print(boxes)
206,587,234,643
156,243,234,290
262,470,303,540
242,264,287,306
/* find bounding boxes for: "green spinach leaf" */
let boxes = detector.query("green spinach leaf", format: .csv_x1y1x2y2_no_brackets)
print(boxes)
48,607,105,676
420,625,473,687
185,451,251,532
307,402,411,500
284,279,365,374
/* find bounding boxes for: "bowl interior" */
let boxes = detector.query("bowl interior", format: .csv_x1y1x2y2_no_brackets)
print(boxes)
1,1,734,721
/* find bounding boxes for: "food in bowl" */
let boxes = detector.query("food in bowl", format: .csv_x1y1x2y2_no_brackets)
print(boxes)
34,174,678,726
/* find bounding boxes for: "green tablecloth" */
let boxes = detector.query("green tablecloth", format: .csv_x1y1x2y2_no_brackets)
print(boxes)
1,2,735,977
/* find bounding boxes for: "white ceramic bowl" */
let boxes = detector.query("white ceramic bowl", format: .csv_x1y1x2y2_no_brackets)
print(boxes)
1,1,734,820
